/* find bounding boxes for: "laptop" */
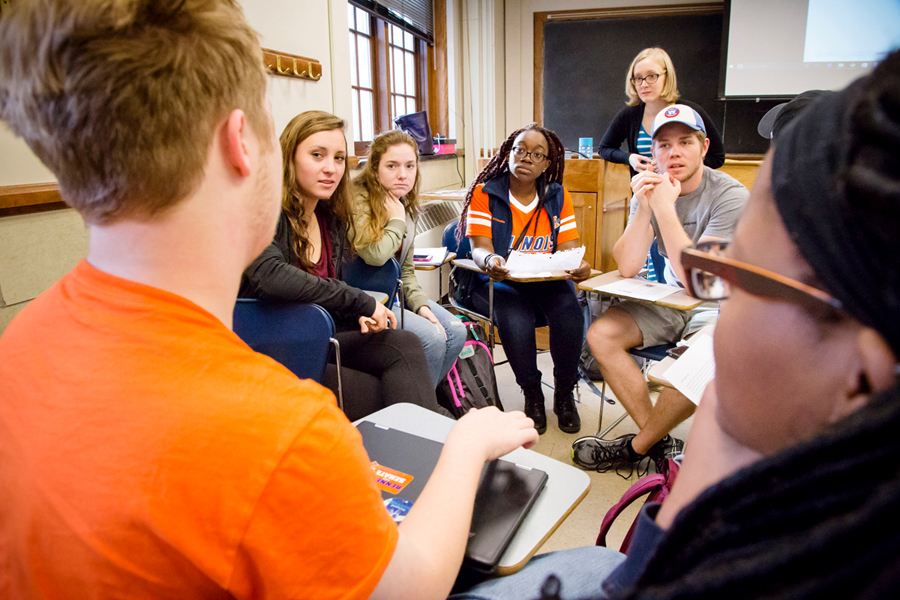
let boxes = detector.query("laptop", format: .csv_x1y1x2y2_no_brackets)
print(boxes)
357,420,548,573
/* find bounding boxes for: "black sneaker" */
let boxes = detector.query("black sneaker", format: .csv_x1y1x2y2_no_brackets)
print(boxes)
571,434,649,478
523,385,547,435
647,435,685,474
553,389,581,434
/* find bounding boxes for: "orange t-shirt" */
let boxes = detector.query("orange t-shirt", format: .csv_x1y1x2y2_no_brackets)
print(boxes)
0,261,398,599
465,183,579,253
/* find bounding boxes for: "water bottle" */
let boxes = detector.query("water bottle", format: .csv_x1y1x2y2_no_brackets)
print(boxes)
578,137,593,160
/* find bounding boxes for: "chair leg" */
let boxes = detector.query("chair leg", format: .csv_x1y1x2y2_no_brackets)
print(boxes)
398,279,405,329
488,279,495,352
329,337,343,414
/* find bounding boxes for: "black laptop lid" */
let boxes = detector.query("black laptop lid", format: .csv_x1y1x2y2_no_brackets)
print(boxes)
356,421,548,572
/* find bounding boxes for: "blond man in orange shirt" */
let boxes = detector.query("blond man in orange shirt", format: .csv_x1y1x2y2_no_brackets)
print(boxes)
0,1,539,598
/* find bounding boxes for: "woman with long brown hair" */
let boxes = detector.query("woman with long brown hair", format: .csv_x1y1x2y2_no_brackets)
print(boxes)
240,111,441,419
348,130,466,387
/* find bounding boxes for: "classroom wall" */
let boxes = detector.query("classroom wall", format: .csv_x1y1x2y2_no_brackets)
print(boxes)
0,0,466,334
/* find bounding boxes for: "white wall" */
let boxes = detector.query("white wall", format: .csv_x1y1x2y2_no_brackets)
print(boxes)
0,0,352,333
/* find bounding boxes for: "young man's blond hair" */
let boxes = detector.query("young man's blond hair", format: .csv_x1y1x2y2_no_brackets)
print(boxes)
0,0,271,224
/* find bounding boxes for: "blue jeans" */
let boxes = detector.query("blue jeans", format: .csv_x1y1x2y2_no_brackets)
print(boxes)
449,546,626,599
471,279,583,393
394,300,467,386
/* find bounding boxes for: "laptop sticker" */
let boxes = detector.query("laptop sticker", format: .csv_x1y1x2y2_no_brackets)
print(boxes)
371,461,414,494
384,497,414,523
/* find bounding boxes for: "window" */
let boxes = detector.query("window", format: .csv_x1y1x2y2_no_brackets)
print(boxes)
348,5,428,155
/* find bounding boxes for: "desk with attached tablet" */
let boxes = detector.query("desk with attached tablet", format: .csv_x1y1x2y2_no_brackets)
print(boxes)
576,270,702,310
355,403,591,575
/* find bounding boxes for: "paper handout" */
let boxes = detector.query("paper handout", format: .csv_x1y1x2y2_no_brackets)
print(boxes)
594,276,681,302
663,334,715,405
504,246,585,276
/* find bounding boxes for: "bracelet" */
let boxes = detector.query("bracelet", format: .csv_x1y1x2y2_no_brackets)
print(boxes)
483,253,497,269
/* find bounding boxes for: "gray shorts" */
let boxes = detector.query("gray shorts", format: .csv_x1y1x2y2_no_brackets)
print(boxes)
616,299,718,348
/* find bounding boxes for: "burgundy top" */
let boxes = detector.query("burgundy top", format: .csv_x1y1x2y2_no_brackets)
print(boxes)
303,210,335,279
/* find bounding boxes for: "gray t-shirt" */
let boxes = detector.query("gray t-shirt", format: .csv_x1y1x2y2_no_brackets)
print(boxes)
629,166,749,285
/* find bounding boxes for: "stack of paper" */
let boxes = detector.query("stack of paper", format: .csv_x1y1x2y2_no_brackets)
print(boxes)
413,247,449,266
504,246,585,277
594,277,680,302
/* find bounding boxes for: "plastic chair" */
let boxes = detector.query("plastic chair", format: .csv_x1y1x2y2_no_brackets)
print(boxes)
595,342,676,437
233,299,343,412
341,255,404,328
649,239,667,284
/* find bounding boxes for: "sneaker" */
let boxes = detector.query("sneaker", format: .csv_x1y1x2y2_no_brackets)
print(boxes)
523,385,547,435
571,434,649,478
553,389,581,434
647,435,685,474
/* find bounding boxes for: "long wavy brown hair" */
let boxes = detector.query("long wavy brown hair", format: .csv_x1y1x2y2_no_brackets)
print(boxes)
279,110,352,270
351,130,422,252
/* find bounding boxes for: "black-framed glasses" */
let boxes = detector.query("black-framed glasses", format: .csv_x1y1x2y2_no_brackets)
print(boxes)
681,241,844,316
630,71,665,86
512,147,546,162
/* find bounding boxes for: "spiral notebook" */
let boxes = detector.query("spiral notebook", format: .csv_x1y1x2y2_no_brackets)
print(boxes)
357,420,548,573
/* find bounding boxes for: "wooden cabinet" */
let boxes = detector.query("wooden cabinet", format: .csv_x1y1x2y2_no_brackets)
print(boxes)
563,159,630,273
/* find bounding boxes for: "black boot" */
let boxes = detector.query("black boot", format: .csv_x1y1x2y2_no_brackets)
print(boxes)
553,385,581,434
522,384,547,435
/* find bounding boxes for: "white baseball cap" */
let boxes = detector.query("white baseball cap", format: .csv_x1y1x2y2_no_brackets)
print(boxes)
651,104,707,138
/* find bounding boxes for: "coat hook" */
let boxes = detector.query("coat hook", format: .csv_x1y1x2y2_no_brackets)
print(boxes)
275,55,291,75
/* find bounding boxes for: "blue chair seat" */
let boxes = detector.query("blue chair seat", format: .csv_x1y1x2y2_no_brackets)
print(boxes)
233,299,343,410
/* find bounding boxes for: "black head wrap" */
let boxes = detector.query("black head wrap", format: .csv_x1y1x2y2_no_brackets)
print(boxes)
770,52,900,356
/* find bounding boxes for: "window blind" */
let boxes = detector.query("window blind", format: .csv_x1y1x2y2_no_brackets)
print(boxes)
350,0,434,43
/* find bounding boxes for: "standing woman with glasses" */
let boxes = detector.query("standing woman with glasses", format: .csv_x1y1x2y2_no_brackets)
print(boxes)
456,124,592,435
598,47,724,177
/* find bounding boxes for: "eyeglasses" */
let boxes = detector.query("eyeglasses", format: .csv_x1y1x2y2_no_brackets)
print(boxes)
681,241,844,317
630,71,665,86
512,147,547,162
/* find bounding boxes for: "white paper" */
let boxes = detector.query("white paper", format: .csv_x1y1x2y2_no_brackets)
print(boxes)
413,247,448,266
594,277,680,302
504,246,585,274
663,334,715,405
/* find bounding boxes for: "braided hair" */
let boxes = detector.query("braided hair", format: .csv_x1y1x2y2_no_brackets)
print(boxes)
610,49,900,600
456,123,566,244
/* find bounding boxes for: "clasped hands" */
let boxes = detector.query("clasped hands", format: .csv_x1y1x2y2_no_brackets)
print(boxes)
631,168,681,214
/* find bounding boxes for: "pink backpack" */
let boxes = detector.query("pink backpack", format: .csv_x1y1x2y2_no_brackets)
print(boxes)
595,458,680,553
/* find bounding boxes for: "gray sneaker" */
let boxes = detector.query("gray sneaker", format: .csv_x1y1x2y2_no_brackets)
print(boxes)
571,433,649,478
647,435,685,473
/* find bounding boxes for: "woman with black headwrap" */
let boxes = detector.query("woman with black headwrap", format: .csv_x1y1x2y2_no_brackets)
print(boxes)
449,49,900,600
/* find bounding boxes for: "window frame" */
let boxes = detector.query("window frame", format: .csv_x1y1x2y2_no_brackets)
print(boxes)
348,5,431,156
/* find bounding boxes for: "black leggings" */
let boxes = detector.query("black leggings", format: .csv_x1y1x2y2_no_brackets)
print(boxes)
320,323,442,421
471,278,583,393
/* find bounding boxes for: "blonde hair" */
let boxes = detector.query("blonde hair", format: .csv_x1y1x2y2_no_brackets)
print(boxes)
351,130,421,252
279,111,352,271
0,0,271,224
625,47,680,107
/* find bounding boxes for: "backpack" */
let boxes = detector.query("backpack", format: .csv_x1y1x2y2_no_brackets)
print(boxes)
595,458,680,553
436,320,504,419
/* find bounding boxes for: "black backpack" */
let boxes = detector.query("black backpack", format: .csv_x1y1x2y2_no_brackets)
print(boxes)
436,320,504,419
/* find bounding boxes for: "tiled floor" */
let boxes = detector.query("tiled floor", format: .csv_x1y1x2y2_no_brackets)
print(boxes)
491,345,694,555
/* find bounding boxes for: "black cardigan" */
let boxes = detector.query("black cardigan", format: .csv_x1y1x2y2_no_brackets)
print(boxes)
239,207,377,323
598,100,725,177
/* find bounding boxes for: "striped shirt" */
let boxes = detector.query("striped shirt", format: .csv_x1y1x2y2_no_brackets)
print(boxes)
636,125,653,159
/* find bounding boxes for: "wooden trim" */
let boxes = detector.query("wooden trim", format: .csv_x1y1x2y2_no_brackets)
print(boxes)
533,12,547,125
0,182,68,218
374,20,391,133
532,3,724,126
428,0,450,138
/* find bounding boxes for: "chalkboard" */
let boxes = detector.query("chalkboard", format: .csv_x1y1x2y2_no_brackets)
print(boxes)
543,14,774,156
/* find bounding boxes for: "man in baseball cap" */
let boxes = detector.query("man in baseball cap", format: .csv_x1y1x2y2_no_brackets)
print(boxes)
577,104,749,475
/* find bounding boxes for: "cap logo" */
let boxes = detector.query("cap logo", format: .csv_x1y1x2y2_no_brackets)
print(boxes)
665,107,680,118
